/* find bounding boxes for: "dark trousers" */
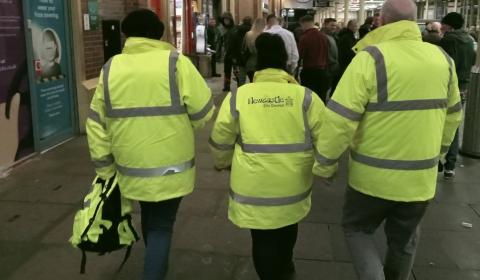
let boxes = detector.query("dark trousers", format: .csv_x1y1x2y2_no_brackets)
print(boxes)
300,68,329,103
250,223,298,280
342,187,429,280
445,129,459,170
211,53,218,75
224,56,233,89
140,197,182,280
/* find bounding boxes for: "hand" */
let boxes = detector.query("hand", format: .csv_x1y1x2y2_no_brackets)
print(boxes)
214,165,231,172
0,93,20,169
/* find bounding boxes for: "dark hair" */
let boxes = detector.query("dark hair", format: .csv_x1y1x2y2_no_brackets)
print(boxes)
299,15,314,23
324,18,337,24
121,9,164,39
364,16,374,25
255,33,288,71
266,14,278,23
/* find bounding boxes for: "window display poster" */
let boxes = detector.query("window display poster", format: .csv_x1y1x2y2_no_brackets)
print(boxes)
28,0,73,143
0,0,34,170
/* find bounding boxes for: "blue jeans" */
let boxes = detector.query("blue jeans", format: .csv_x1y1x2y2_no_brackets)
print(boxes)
140,197,182,280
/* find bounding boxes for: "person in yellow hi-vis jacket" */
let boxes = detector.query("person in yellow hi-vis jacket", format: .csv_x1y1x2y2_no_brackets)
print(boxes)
86,10,214,280
313,0,462,279
210,33,326,280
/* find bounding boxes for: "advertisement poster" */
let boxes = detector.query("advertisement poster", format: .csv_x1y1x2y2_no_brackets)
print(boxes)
0,0,34,170
87,0,99,30
28,0,73,143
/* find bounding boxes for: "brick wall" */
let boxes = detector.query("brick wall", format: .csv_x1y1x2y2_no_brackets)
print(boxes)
81,0,149,80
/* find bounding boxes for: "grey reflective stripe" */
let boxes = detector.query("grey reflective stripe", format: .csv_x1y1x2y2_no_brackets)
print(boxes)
364,46,388,103
441,145,450,154
168,51,181,107
189,96,213,121
116,158,195,177
229,187,311,206
437,47,453,95
327,99,363,121
303,88,313,146
103,51,186,118
209,137,235,150
92,154,115,168
447,102,462,114
239,141,312,153
351,150,439,170
366,99,448,112
314,149,338,166
88,108,106,129
230,87,239,118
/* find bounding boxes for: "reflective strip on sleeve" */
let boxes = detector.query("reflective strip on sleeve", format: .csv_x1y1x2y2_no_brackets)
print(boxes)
92,154,115,168
327,99,363,121
366,99,448,112
447,102,462,114
116,158,195,177
303,88,313,145
364,46,388,103
230,88,239,118
314,149,338,166
102,51,187,118
88,108,106,129
209,137,235,150
441,145,450,154
189,96,214,121
351,150,439,170
229,187,311,206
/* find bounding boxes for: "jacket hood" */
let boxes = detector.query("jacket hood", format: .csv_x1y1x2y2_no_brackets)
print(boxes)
123,37,175,54
443,29,474,43
353,20,421,53
253,68,299,84
220,12,235,27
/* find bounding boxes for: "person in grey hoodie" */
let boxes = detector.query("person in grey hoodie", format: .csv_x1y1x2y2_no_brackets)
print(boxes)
439,12,476,179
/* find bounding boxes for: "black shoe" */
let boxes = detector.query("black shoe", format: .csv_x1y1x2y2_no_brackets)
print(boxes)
438,162,444,173
222,87,230,92
212,73,221,77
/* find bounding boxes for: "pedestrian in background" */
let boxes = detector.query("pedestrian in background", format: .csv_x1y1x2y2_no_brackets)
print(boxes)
243,17,266,82
219,12,236,91
210,33,326,280
439,12,476,179
298,15,330,102
359,16,373,39
86,9,214,280
322,18,341,95
337,19,358,75
265,14,299,74
229,16,253,86
314,0,462,279
207,17,221,77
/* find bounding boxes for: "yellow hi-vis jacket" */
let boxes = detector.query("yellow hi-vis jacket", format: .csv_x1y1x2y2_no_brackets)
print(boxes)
314,21,463,202
86,38,214,202
210,69,326,229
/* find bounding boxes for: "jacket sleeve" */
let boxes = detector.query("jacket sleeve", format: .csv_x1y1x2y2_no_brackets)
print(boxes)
440,62,463,157
86,71,116,179
209,93,239,169
177,54,215,130
312,51,373,178
289,32,299,70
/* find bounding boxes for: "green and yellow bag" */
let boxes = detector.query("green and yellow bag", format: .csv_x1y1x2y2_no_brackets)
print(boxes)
70,175,139,273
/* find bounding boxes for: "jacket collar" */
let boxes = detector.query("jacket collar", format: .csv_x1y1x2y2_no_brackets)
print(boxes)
122,37,176,54
253,68,299,84
353,20,422,53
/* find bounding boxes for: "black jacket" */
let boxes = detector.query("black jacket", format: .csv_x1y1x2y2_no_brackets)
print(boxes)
227,23,251,66
337,28,357,71
440,30,476,89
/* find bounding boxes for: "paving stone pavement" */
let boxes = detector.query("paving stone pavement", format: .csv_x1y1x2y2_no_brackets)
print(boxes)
1,75,480,280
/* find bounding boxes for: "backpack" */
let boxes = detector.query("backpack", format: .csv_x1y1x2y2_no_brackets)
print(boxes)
69,175,139,274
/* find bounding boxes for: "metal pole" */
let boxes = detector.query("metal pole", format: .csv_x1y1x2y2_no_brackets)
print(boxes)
335,1,339,20
359,0,365,24
344,0,349,24
454,0,458,11
470,0,475,27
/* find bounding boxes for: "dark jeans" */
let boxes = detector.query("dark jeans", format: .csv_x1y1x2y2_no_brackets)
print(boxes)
250,223,298,280
140,197,182,280
342,187,429,280
445,129,459,170
224,56,233,89
300,68,329,103
211,53,218,75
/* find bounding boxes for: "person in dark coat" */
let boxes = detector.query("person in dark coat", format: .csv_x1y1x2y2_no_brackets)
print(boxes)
439,12,476,179
337,20,358,74
359,16,373,39
207,18,221,77
219,12,236,91
228,16,252,86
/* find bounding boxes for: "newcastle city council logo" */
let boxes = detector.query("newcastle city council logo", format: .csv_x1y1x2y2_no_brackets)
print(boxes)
248,96,295,108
